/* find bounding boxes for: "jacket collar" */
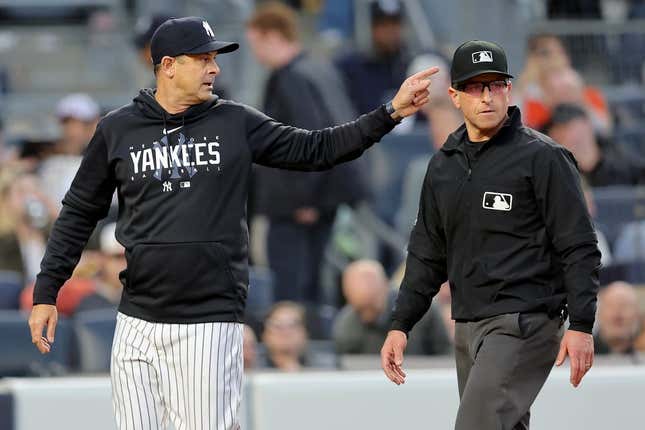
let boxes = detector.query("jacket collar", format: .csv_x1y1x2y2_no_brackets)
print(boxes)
441,105,523,153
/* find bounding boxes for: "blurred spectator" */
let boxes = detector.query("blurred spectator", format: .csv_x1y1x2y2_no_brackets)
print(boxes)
515,34,570,104
516,34,611,134
333,260,451,355
38,93,100,209
261,301,336,371
594,281,643,355
395,53,462,236
580,179,613,267
0,117,18,167
76,223,125,313
133,13,174,70
543,103,645,186
533,67,610,133
243,324,258,370
335,0,411,115
0,168,57,284
246,1,366,305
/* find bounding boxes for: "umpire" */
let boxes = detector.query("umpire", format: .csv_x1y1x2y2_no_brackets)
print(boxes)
27,16,437,430
381,40,601,430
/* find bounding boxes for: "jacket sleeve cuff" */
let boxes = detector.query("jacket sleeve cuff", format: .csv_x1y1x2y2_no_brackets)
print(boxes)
567,321,593,334
33,274,62,305
379,104,401,126
390,320,412,336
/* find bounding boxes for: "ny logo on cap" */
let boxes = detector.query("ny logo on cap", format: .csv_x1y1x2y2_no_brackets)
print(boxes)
472,51,493,63
202,21,215,38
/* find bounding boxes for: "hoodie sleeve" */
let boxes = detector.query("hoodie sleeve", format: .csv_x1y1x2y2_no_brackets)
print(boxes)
390,166,448,334
33,122,116,305
533,145,601,334
244,103,398,170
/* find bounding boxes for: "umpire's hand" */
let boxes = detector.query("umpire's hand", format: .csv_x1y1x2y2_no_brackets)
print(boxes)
555,329,594,388
28,304,58,354
389,66,440,120
381,330,408,385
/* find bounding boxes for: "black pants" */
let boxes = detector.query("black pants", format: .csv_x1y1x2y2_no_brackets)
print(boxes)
267,219,332,304
454,312,563,430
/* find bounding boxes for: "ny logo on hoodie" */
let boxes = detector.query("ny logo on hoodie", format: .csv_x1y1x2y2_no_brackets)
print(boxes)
129,132,221,183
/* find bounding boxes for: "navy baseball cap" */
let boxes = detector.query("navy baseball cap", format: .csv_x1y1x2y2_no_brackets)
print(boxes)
150,16,239,65
371,0,403,22
450,40,513,86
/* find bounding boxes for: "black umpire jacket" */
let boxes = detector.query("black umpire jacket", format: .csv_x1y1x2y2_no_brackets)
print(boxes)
392,106,601,334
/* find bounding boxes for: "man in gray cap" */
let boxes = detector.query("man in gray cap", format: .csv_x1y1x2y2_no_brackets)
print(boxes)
28,15,439,430
381,40,600,429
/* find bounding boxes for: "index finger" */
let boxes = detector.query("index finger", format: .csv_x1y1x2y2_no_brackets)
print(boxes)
410,66,440,81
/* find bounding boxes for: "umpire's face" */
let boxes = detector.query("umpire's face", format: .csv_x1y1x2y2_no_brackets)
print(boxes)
448,72,512,139
172,51,220,104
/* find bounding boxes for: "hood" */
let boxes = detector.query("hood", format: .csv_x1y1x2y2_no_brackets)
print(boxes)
133,88,220,126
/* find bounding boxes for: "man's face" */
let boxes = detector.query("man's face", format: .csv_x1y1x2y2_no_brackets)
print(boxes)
173,51,220,103
344,274,388,324
449,73,511,138
61,117,98,155
262,307,307,356
371,19,402,55
245,28,275,68
598,285,640,344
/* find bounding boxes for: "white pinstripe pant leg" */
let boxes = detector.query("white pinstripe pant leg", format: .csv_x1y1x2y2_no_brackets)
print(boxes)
111,313,244,430
111,313,167,430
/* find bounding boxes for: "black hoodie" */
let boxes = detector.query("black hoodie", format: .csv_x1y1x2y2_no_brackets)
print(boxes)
34,89,397,323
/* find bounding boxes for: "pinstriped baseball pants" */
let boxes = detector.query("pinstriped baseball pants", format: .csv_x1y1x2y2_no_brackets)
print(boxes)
110,313,243,430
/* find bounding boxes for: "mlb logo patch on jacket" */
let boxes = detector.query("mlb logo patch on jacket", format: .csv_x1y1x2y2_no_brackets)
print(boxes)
482,192,512,211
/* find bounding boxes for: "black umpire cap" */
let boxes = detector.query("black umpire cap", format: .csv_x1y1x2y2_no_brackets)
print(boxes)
150,16,239,65
450,40,513,86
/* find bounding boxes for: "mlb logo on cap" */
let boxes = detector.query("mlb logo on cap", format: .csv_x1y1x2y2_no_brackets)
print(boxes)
450,40,513,86
472,51,493,63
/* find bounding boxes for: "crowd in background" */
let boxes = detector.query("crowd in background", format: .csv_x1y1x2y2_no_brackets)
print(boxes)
1,0,645,376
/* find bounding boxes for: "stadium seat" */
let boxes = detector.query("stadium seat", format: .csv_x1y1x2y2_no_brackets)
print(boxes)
365,130,433,225
246,267,275,318
0,271,23,310
73,308,117,373
0,310,74,377
592,185,645,245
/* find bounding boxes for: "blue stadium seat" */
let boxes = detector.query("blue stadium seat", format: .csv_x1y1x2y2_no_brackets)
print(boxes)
365,130,433,225
73,308,117,373
0,271,23,310
244,267,275,335
0,310,74,377
246,266,275,317
592,186,645,246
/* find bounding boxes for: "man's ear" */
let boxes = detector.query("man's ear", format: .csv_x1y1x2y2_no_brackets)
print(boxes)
160,56,176,78
448,87,460,110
